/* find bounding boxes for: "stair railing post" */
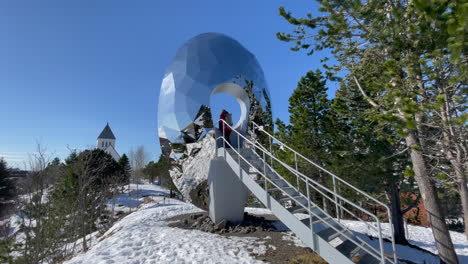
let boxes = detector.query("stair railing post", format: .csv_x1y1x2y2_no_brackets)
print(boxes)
262,151,267,192
391,211,397,263
223,121,226,159
237,132,241,176
306,179,315,250
215,136,218,157
295,152,299,189
377,219,385,264
268,136,273,168
332,176,340,222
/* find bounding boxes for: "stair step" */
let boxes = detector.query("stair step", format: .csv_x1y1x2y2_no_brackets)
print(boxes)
287,205,307,214
317,222,347,242
278,194,303,204
300,215,332,227
270,178,289,187
267,186,296,193
355,253,381,264
255,179,266,184
336,239,362,257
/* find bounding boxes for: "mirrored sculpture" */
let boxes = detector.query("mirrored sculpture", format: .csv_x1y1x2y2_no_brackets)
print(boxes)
158,33,272,209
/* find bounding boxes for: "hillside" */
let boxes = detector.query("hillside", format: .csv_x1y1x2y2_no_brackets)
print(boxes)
60,184,467,264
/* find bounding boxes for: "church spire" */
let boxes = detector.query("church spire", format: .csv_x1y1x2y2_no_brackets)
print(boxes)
97,123,116,140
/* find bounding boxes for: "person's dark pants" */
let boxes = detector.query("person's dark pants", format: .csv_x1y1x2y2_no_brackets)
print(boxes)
224,130,232,148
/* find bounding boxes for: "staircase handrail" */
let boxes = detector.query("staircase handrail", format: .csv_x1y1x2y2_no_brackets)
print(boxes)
217,120,396,263
251,122,392,211
251,121,396,263
216,134,388,262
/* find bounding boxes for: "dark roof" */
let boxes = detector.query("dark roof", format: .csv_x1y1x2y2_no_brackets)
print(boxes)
98,123,116,139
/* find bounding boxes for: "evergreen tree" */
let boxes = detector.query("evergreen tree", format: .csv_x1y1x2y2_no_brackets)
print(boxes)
286,70,335,211
118,154,131,184
332,80,414,244
277,1,465,261
0,158,14,202
142,161,158,183
143,156,178,197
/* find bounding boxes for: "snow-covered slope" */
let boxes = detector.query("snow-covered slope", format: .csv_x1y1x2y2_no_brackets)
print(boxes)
64,184,468,264
340,219,468,263
65,184,266,264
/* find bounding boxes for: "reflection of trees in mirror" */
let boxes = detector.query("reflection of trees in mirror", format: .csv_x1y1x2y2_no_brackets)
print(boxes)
143,156,179,198
236,77,273,151
181,105,213,144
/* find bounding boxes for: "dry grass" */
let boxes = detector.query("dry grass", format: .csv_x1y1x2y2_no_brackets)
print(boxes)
143,196,155,204
288,252,328,264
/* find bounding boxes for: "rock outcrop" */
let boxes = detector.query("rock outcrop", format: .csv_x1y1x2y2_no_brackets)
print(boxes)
168,130,216,210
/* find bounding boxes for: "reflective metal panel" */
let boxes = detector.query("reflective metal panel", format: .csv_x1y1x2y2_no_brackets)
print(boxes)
157,33,272,207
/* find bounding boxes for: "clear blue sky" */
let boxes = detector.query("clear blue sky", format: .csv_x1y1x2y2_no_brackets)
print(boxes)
0,0,334,168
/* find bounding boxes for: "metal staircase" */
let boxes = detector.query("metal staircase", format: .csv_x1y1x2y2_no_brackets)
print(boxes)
216,120,397,264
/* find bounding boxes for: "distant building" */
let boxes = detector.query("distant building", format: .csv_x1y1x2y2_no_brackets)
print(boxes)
97,123,120,161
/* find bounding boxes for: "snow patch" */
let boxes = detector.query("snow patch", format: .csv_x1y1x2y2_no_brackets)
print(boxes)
66,202,267,263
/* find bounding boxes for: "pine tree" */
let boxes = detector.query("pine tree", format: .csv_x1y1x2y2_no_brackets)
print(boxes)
333,80,413,244
277,1,465,261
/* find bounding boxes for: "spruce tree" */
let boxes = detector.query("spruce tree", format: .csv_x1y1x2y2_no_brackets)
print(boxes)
287,70,335,211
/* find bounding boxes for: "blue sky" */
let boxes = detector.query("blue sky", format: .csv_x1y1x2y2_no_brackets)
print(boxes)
0,0,334,168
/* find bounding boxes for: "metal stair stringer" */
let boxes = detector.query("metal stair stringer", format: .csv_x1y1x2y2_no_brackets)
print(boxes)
219,147,357,264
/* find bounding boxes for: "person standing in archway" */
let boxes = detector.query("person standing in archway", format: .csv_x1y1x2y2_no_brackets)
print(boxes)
219,109,232,147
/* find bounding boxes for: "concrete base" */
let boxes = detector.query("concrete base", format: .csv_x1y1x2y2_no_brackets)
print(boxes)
208,157,247,224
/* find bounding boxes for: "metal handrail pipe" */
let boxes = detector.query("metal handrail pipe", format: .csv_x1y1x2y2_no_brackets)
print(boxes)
251,122,391,211
218,136,385,262
220,121,393,262
220,120,380,224
252,121,396,262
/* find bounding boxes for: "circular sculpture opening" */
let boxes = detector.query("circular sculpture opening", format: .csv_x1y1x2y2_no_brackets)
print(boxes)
211,82,250,131
157,33,273,209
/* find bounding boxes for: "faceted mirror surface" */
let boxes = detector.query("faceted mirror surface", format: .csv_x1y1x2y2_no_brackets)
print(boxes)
157,33,272,208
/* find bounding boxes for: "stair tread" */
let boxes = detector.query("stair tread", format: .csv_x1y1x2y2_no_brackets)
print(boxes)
336,239,362,257
268,186,296,192
300,215,332,227
287,205,307,214
355,253,382,264
278,194,304,202
317,222,351,242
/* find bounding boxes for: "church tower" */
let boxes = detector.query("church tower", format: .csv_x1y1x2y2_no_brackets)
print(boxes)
97,123,120,160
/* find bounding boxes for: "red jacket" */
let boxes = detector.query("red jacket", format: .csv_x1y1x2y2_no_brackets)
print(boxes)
219,110,232,132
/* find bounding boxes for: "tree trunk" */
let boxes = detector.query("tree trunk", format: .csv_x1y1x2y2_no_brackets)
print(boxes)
405,132,458,264
444,142,468,241
387,185,408,244
438,92,468,241
458,175,468,241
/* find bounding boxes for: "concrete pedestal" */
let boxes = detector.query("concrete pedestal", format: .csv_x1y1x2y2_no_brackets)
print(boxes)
208,157,247,224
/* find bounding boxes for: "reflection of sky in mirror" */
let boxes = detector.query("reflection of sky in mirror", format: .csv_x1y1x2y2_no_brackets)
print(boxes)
158,33,271,151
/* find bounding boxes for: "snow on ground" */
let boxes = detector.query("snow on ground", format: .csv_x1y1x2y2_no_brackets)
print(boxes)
340,219,468,264
65,184,268,264
106,183,183,214
0,212,22,237
6,185,468,264
250,208,467,264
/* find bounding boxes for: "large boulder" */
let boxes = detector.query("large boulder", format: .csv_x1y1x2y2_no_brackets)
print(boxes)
168,130,215,210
